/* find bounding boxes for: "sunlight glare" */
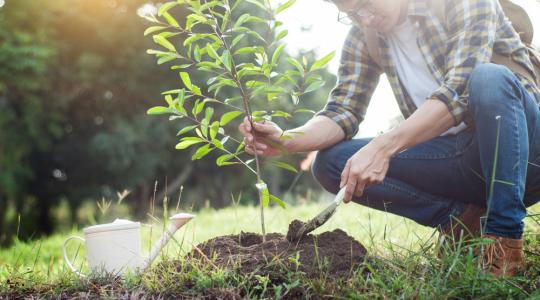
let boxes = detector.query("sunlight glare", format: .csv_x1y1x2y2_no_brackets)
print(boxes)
137,3,157,18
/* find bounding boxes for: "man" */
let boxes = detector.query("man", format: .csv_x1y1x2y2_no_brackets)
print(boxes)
238,0,540,276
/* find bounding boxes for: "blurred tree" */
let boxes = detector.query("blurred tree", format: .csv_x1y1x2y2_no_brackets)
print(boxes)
0,0,185,244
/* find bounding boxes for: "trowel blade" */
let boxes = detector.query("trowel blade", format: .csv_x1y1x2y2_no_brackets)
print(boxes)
293,187,347,241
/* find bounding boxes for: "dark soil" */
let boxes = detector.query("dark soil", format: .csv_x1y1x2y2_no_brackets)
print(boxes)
285,219,306,242
191,219,368,279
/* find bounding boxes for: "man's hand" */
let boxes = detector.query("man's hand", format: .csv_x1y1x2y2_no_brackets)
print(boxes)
340,138,393,203
338,99,457,203
238,117,286,157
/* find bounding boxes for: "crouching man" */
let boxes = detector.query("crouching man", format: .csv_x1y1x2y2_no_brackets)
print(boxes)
239,0,540,276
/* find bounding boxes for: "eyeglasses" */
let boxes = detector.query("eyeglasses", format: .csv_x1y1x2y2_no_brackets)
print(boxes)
337,0,375,25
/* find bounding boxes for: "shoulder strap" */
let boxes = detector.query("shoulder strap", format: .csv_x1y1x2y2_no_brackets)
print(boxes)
499,0,534,44
365,29,382,68
430,0,537,85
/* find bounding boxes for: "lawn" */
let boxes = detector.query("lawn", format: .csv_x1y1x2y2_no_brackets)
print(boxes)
1,195,540,299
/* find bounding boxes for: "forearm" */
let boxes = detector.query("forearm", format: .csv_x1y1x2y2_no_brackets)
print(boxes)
374,99,456,156
283,116,346,153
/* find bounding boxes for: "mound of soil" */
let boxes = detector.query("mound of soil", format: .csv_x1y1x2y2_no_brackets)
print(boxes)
191,220,368,278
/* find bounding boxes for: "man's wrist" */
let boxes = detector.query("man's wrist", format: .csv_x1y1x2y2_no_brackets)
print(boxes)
372,131,403,157
281,130,296,153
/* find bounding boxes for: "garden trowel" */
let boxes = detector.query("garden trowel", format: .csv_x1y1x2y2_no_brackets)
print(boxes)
289,187,347,242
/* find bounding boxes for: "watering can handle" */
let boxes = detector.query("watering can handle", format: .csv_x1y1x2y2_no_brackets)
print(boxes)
62,236,86,278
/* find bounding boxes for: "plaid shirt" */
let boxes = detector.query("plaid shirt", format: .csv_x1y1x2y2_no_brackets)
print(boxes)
316,0,540,139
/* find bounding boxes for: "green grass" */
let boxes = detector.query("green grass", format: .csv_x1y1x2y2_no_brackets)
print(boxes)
2,195,540,299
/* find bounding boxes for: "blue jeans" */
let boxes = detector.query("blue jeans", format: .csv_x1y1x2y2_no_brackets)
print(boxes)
312,64,540,239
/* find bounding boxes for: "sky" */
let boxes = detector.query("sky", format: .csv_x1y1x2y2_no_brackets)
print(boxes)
278,0,540,137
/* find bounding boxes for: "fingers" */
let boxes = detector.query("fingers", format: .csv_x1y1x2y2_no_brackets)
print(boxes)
341,161,356,203
343,176,357,204
241,116,278,135
354,181,366,198
245,145,265,156
340,161,350,189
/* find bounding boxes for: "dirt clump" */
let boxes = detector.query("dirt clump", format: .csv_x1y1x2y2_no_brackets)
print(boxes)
285,219,306,242
190,219,368,278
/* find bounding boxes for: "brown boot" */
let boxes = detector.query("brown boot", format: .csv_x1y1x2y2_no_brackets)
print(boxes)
482,234,525,277
439,204,487,245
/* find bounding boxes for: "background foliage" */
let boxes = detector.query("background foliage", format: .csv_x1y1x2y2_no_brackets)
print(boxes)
0,0,335,246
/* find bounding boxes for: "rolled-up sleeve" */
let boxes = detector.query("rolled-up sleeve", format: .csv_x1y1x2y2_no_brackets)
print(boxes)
429,0,498,125
315,26,382,140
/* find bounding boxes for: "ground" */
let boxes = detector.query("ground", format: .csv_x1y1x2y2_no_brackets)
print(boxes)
1,197,540,299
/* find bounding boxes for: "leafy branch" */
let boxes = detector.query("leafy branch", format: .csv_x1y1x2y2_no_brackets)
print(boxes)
144,0,335,239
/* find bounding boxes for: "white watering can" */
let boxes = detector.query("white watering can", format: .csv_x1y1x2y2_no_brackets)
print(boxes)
62,213,194,277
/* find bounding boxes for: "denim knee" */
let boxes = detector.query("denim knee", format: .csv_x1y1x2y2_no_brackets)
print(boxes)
468,63,521,113
311,146,342,194
311,150,338,194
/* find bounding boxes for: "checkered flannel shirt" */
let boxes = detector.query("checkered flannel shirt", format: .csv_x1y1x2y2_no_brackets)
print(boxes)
316,0,540,139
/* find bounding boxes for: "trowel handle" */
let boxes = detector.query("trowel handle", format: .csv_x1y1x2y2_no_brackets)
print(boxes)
62,236,86,278
334,187,347,205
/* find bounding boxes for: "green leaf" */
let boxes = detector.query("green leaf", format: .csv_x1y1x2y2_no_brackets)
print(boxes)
234,13,251,28
153,35,176,52
236,141,245,153
162,11,180,27
179,72,193,90
221,11,230,32
157,54,177,65
245,0,266,10
176,137,204,149
144,26,167,36
271,44,286,66
204,107,214,124
271,111,291,118
276,0,296,14
165,95,174,106
157,31,181,39
231,34,245,48
220,111,243,126
304,80,325,94
248,31,266,43
177,125,198,136
310,51,336,72
235,46,258,55
210,137,223,149
275,29,288,41
147,106,169,115
222,50,232,70
294,108,316,114
270,194,286,208
146,49,171,56
200,121,209,138
183,33,219,47
216,153,237,166
270,161,298,173
170,64,192,70
158,2,178,16
192,144,214,160
287,57,304,73
192,99,205,117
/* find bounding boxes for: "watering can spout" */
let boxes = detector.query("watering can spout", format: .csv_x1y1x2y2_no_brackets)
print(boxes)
141,213,194,271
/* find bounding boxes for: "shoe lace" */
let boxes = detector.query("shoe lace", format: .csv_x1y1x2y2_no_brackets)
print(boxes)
482,238,505,270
